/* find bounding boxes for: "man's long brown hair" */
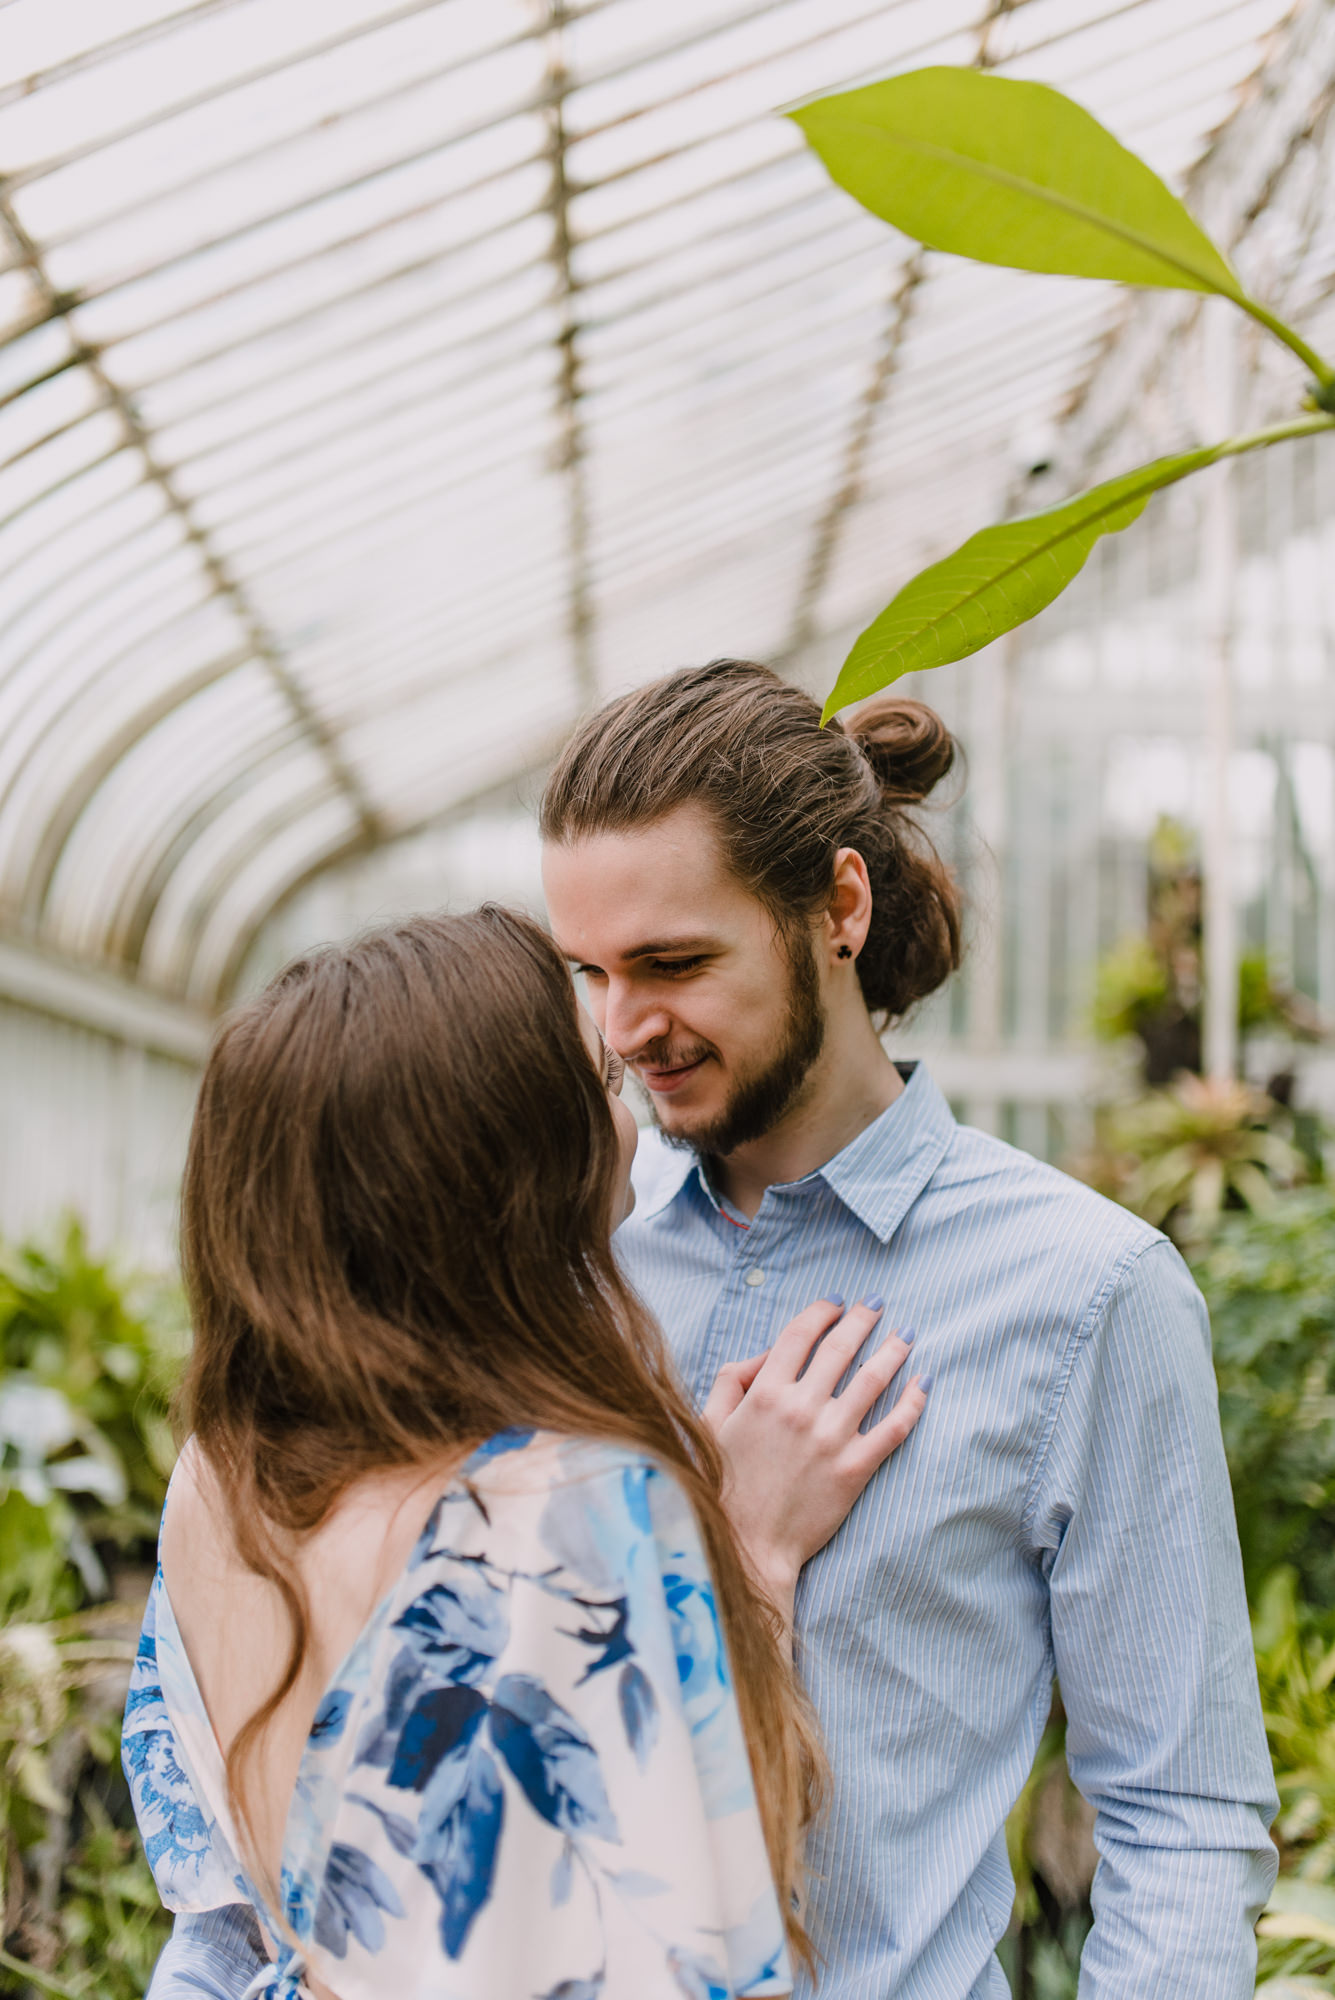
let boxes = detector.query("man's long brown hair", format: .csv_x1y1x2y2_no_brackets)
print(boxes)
541,660,962,1024
179,905,824,1967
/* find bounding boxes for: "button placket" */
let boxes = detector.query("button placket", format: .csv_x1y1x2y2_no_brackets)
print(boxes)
733,1201,780,1298
688,1209,785,1403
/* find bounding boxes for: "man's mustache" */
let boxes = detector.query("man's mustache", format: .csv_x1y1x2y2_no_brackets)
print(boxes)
627,1038,715,1071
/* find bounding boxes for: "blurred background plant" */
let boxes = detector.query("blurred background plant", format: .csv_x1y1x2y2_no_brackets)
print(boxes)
0,1224,183,1999
1085,1073,1307,1239
1201,1191,1335,1606
1079,817,1329,1251
1092,819,1323,1089
1248,1569,1335,1994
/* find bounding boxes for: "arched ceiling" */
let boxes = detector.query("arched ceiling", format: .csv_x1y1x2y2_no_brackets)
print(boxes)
1,0,1325,1009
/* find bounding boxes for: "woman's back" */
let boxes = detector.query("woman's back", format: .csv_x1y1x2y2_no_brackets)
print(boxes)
129,1429,791,2000
160,1440,462,1925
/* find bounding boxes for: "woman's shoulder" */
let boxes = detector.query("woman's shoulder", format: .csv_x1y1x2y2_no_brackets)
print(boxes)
411,1428,688,1585
456,1427,687,1518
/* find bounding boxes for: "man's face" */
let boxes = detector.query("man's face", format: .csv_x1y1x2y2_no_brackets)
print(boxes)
543,804,826,1156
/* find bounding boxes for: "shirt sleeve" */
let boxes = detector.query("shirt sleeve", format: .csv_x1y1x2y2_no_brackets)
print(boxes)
1027,1235,1278,1999
146,1908,268,2000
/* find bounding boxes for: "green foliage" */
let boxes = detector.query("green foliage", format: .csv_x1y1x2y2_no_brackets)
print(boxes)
1094,938,1284,1045
1240,954,1291,1035
0,1611,170,2000
0,1225,184,1999
1256,1892,1335,1998
823,444,1226,713
1096,935,1311,1053
1198,1211,1335,1996
789,66,1335,713
1250,1573,1335,1993
0,1220,184,1618
790,68,1247,298
1092,935,1171,1044
1192,1193,1335,1607
1252,1573,1335,1872
1006,1708,1071,1928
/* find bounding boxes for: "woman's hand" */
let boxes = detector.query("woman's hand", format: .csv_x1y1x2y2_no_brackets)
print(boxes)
701,1298,928,1632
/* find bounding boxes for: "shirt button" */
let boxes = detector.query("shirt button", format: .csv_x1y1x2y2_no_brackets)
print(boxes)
743,1266,765,1287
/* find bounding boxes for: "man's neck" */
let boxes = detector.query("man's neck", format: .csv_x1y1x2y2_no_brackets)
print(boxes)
710,1013,905,1220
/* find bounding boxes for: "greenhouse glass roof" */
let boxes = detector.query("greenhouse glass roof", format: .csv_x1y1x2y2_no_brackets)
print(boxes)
0,0,1321,1007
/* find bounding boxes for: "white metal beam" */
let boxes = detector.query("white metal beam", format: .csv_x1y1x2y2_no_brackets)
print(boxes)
0,933,211,1063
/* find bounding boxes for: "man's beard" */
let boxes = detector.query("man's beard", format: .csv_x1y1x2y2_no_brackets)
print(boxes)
656,931,826,1161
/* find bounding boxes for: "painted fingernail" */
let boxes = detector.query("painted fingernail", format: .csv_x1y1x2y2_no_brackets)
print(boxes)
862,1294,885,1312
823,1293,845,1308
900,1328,917,1346
919,1375,934,1393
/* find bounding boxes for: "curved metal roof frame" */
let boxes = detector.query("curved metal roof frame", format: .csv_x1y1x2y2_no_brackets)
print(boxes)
1,0,1329,1009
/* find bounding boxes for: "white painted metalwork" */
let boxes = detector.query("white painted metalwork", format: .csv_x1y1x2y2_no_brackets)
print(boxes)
1,0,1317,1011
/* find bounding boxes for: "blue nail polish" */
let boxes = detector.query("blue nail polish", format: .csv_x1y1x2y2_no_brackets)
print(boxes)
823,1293,845,1309
919,1375,934,1393
901,1328,917,1346
862,1294,885,1312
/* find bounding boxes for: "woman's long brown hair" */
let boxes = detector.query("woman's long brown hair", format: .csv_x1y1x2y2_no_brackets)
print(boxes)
178,905,825,1970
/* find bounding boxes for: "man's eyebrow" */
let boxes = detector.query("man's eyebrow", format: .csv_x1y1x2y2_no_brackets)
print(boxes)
565,936,720,964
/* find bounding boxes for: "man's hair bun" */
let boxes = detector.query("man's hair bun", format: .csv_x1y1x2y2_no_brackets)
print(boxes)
848,697,956,805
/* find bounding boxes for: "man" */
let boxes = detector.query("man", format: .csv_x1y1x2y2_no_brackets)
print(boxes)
540,660,1276,1998
149,660,1275,1997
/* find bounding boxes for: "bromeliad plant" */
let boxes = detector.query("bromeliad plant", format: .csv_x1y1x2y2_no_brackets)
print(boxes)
1109,1074,1306,1237
787,68,1335,718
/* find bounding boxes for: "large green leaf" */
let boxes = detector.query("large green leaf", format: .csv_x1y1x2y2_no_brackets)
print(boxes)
791,67,1245,301
823,444,1222,719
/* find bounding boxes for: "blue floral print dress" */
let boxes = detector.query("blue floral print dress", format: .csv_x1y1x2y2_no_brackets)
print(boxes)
123,1430,792,2000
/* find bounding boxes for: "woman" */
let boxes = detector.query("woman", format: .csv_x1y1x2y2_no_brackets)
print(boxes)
125,907,926,1999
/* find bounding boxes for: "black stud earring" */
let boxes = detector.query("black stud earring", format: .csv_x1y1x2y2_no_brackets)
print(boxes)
836,945,853,960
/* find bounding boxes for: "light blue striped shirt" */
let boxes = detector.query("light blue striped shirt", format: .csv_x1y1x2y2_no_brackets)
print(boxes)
147,1063,1275,1999
620,1061,1278,1998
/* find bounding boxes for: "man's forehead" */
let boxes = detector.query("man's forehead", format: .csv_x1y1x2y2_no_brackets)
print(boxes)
542,814,746,960
547,871,728,964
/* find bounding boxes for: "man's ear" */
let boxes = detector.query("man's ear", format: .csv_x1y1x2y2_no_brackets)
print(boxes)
826,848,873,964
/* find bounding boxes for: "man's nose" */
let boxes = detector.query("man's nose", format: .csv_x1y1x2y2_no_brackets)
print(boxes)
603,979,672,1056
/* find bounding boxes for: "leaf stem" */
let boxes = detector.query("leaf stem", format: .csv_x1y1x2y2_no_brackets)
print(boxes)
1215,411,1335,462
1234,295,1335,395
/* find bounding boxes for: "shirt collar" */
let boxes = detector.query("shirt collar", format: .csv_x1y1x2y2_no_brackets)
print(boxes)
635,1060,956,1243
816,1061,956,1241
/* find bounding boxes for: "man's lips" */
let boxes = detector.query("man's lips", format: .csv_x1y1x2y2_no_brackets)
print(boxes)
635,1055,708,1096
